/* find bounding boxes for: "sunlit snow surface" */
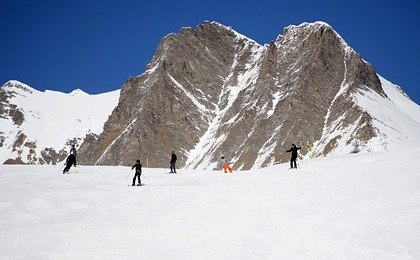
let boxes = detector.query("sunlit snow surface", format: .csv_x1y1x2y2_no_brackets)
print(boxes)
1,149,420,259
0,81,120,164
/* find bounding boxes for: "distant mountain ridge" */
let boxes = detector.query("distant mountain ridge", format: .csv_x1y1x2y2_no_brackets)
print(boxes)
0,80,119,164
1,21,419,168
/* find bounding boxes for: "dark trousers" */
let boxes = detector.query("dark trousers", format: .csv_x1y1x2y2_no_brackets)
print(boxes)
170,162,176,173
63,164,72,174
63,154,76,174
63,158,75,174
133,171,141,185
290,156,297,168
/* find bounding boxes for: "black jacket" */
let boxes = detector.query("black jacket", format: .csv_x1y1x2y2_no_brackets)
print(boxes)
170,153,177,163
66,154,76,166
132,163,142,173
286,146,301,158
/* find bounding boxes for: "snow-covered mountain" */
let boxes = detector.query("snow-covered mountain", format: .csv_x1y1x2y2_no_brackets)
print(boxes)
311,75,420,156
77,21,420,169
1,21,419,167
0,80,120,164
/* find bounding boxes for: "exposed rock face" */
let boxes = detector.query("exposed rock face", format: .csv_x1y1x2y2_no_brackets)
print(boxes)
0,84,26,126
2,21,417,168
79,22,256,167
78,21,416,170
0,82,70,164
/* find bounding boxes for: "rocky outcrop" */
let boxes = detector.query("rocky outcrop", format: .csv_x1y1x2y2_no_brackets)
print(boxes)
3,22,417,168
78,21,404,170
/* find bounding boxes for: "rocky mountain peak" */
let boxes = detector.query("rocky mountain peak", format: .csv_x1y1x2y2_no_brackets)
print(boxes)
4,21,414,169
1,80,38,95
284,21,333,32
278,21,347,48
0,80,120,165
159,21,261,53
68,88,88,97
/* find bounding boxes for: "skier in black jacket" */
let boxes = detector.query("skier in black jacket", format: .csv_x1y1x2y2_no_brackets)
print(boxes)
286,144,301,169
131,159,142,186
63,154,76,174
69,145,77,166
170,151,177,174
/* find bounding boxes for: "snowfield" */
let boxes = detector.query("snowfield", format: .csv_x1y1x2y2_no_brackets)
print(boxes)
0,80,120,164
1,149,420,259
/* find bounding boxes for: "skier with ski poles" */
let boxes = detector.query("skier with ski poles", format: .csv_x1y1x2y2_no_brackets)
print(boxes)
286,144,301,169
69,144,77,166
131,159,142,186
63,153,76,174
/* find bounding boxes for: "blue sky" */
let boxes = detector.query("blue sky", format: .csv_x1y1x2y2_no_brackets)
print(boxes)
1,0,419,104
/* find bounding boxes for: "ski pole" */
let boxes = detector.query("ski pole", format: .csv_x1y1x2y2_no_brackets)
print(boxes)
125,171,131,180
57,164,65,173
142,173,149,181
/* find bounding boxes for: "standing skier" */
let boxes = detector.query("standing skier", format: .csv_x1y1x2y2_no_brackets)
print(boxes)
69,145,77,166
286,144,301,169
170,151,177,174
218,156,233,173
63,153,76,174
131,159,142,186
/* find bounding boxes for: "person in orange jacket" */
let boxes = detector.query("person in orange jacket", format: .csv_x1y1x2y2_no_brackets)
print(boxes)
218,156,233,173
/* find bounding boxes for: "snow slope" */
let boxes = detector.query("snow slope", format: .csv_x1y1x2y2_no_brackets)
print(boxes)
0,80,120,164
1,149,419,259
351,78,420,151
379,75,420,123
312,75,420,156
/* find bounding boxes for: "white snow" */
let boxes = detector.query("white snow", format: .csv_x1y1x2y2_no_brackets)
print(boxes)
352,86,420,151
145,63,159,74
1,148,420,259
312,50,350,155
185,41,264,169
379,75,420,123
252,125,282,169
0,80,120,164
168,74,208,115
312,65,420,157
207,21,262,47
266,90,286,117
